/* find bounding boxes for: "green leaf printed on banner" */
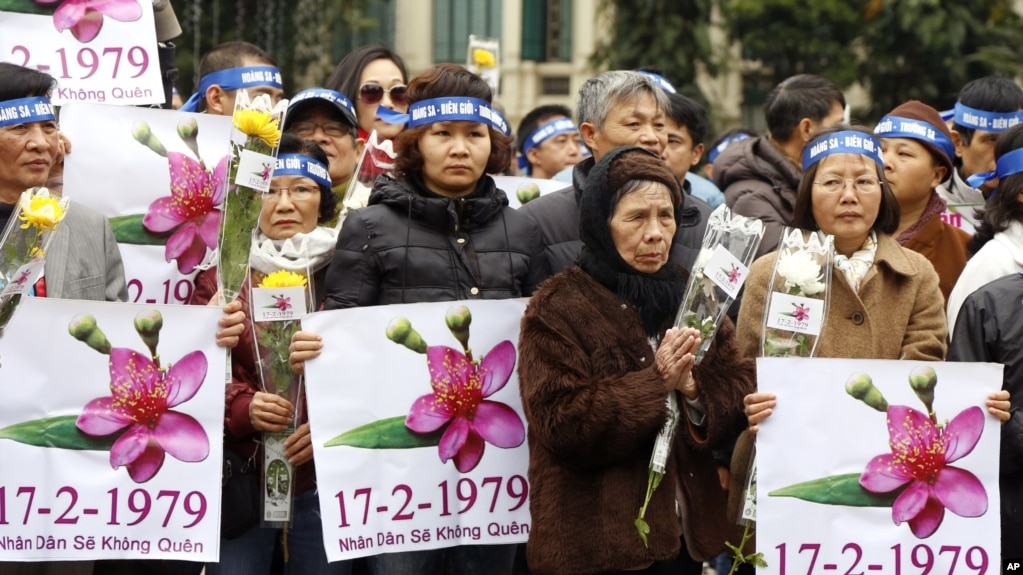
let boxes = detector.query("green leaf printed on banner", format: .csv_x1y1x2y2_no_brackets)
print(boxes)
110,214,170,246
0,415,119,451
0,0,54,16
768,473,901,507
324,415,444,449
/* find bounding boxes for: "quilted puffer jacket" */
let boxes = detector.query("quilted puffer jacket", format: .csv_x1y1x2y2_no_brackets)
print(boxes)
323,174,548,308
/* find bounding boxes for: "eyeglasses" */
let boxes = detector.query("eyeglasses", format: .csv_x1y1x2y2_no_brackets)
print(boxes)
814,176,881,194
290,121,353,139
266,185,318,201
359,83,408,106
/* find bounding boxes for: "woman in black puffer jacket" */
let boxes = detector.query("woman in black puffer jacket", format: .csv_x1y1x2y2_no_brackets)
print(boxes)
291,63,546,575
322,63,547,307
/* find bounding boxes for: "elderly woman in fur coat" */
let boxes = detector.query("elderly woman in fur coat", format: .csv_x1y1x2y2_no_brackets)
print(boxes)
518,146,755,575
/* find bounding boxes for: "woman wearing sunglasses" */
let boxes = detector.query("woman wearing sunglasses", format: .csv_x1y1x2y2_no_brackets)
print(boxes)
326,44,410,142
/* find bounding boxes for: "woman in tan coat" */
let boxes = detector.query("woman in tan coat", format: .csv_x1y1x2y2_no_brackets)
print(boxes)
738,125,1010,429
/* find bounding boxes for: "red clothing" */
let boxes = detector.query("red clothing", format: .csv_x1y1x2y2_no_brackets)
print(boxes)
190,268,316,496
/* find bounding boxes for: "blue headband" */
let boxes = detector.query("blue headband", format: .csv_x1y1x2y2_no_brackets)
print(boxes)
273,154,332,190
707,133,751,164
874,115,956,163
968,147,1023,189
518,117,578,173
288,88,357,125
953,102,1023,132
523,118,577,154
180,65,284,112
0,97,55,128
491,108,511,136
638,72,676,94
380,97,505,131
939,109,954,122
802,130,884,171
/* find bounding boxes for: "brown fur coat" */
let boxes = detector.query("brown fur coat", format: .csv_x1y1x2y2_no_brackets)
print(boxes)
518,267,755,575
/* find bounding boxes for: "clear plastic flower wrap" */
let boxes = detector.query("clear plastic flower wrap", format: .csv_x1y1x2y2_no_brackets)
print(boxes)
0,187,71,339
673,204,765,364
761,227,834,357
217,90,289,302
248,234,316,529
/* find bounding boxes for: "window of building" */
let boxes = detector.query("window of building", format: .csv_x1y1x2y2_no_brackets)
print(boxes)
522,0,573,62
433,0,502,63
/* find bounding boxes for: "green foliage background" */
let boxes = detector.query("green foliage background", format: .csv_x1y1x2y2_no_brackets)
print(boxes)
592,0,1023,124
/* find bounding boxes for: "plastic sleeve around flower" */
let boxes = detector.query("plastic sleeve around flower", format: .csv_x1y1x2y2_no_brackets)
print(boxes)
518,302,671,472
729,192,788,259
735,254,774,360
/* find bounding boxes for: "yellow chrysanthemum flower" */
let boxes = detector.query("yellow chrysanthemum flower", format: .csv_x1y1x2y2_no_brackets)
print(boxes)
234,109,281,148
258,270,308,289
19,190,66,232
473,49,496,68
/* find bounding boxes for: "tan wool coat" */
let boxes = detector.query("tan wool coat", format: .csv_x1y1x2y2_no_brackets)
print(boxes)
736,233,948,361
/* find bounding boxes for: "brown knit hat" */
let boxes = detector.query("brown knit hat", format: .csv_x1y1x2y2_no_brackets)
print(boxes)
880,100,956,181
603,147,683,211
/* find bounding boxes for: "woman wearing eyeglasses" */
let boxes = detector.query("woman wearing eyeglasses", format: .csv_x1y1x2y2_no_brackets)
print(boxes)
326,44,410,142
737,124,1011,411
290,63,546,575
191,134,350,575
737,125,947,364
734,126,1012,539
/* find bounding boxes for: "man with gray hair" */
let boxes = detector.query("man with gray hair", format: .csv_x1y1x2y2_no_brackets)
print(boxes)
520,70,705,275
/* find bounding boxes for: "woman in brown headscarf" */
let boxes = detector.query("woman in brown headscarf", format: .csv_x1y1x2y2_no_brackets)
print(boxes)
517,146,754,575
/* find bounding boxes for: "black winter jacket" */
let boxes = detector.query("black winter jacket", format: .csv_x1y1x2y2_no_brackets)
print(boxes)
948,272,1023,552
518,156,710,278
323,174,547,308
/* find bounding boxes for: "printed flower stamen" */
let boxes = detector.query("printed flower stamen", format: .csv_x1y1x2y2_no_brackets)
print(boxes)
859,405,987,538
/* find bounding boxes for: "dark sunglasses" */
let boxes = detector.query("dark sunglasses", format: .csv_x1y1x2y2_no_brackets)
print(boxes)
359,83,408,106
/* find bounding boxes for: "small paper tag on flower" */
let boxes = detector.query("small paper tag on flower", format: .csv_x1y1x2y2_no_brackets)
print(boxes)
650,393,680,474
235,148,275,192
704,245,749,300
251,286,306,322
765,292,825,335
263,430,294,522
1,260,44,297
741,456,757,521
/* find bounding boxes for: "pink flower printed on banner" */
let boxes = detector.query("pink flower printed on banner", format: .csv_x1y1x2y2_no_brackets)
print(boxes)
792,303,810,322
859,405,987,538
143,153,229,274
35,0,143,43
405,341,525,472
273,295,291,312
76,348,210,483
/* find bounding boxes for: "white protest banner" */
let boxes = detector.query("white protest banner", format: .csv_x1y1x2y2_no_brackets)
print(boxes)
303,299,531,562
0,1,163,106
61,103,233,305
0,298,225,561
756,357,1001,574
943,205,980,236
492,175,566,209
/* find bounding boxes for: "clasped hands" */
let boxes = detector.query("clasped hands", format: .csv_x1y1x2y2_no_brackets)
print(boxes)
656,327,700,400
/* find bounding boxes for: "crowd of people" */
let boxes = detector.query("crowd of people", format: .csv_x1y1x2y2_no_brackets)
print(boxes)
0,29,1020,575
